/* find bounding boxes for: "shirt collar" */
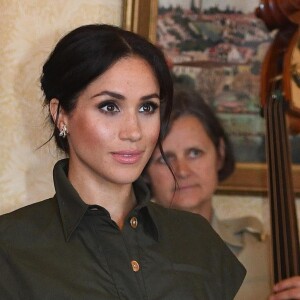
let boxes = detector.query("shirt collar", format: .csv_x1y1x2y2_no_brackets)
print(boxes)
53,159,158,241
53,159,89,241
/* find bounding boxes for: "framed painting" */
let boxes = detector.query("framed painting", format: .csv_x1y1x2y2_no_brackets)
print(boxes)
135,0,300,194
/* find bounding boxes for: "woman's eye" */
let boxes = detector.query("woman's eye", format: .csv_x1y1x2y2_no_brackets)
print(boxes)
157,156,167,164
189,148,202,158
139,102,159,114
155,154,174,165
98,102,120,113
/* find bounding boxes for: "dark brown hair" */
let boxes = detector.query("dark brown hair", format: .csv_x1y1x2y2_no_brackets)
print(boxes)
40,24,173,154
164,85,235,182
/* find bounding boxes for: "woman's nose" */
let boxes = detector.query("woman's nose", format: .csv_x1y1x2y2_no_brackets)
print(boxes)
119,113,142,142
174,159,191,179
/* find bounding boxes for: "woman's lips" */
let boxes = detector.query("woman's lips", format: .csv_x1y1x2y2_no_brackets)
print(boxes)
111,151,144,164
175,184,199,191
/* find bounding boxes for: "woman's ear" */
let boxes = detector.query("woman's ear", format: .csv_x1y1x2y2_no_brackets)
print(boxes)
49,98,67,129
217,138,225,171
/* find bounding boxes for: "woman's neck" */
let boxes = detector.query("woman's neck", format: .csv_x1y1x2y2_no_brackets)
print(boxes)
68,163,137,229
193,199,213,222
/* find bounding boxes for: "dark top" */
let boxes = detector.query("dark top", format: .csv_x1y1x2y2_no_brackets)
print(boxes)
0,159,245,300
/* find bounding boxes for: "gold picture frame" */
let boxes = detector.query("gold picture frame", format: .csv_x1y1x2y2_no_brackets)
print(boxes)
122,0,158,43
219,163,300,195
128,0,300,195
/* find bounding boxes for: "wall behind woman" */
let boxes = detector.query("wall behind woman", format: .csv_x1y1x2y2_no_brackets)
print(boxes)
0,0,123,214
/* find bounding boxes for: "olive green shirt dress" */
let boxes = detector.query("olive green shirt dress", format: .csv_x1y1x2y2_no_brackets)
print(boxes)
0,159,245,299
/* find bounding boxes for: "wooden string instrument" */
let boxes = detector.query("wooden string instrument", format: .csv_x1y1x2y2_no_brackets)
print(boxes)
256,0,300,283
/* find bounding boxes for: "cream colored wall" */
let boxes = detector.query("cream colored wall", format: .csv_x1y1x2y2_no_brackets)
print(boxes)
0,0,123,215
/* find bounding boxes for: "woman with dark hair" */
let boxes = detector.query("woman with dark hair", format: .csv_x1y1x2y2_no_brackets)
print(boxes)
146,86,236,220
0,24,245,299
146,87,300,300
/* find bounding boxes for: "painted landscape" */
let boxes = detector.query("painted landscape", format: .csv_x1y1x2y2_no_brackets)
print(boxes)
156,0,300,163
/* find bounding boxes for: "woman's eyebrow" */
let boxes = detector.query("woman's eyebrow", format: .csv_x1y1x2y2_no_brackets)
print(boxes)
92,91,160,101
141,93,160,101
161,150,174,157
91,90,125,100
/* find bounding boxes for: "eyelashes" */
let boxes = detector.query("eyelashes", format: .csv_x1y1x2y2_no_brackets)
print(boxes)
98,101,119,114
154,148,204,165
97,100,160,115
139,102,159,114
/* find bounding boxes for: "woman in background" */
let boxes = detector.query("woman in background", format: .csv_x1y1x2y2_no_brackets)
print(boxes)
146,87,300,300
0,24,245,299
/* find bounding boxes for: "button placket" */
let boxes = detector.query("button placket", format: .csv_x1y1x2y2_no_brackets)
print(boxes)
126,215,142,274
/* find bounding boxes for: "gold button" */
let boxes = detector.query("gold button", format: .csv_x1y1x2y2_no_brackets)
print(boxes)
131,260,140,272
130,217,138,228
